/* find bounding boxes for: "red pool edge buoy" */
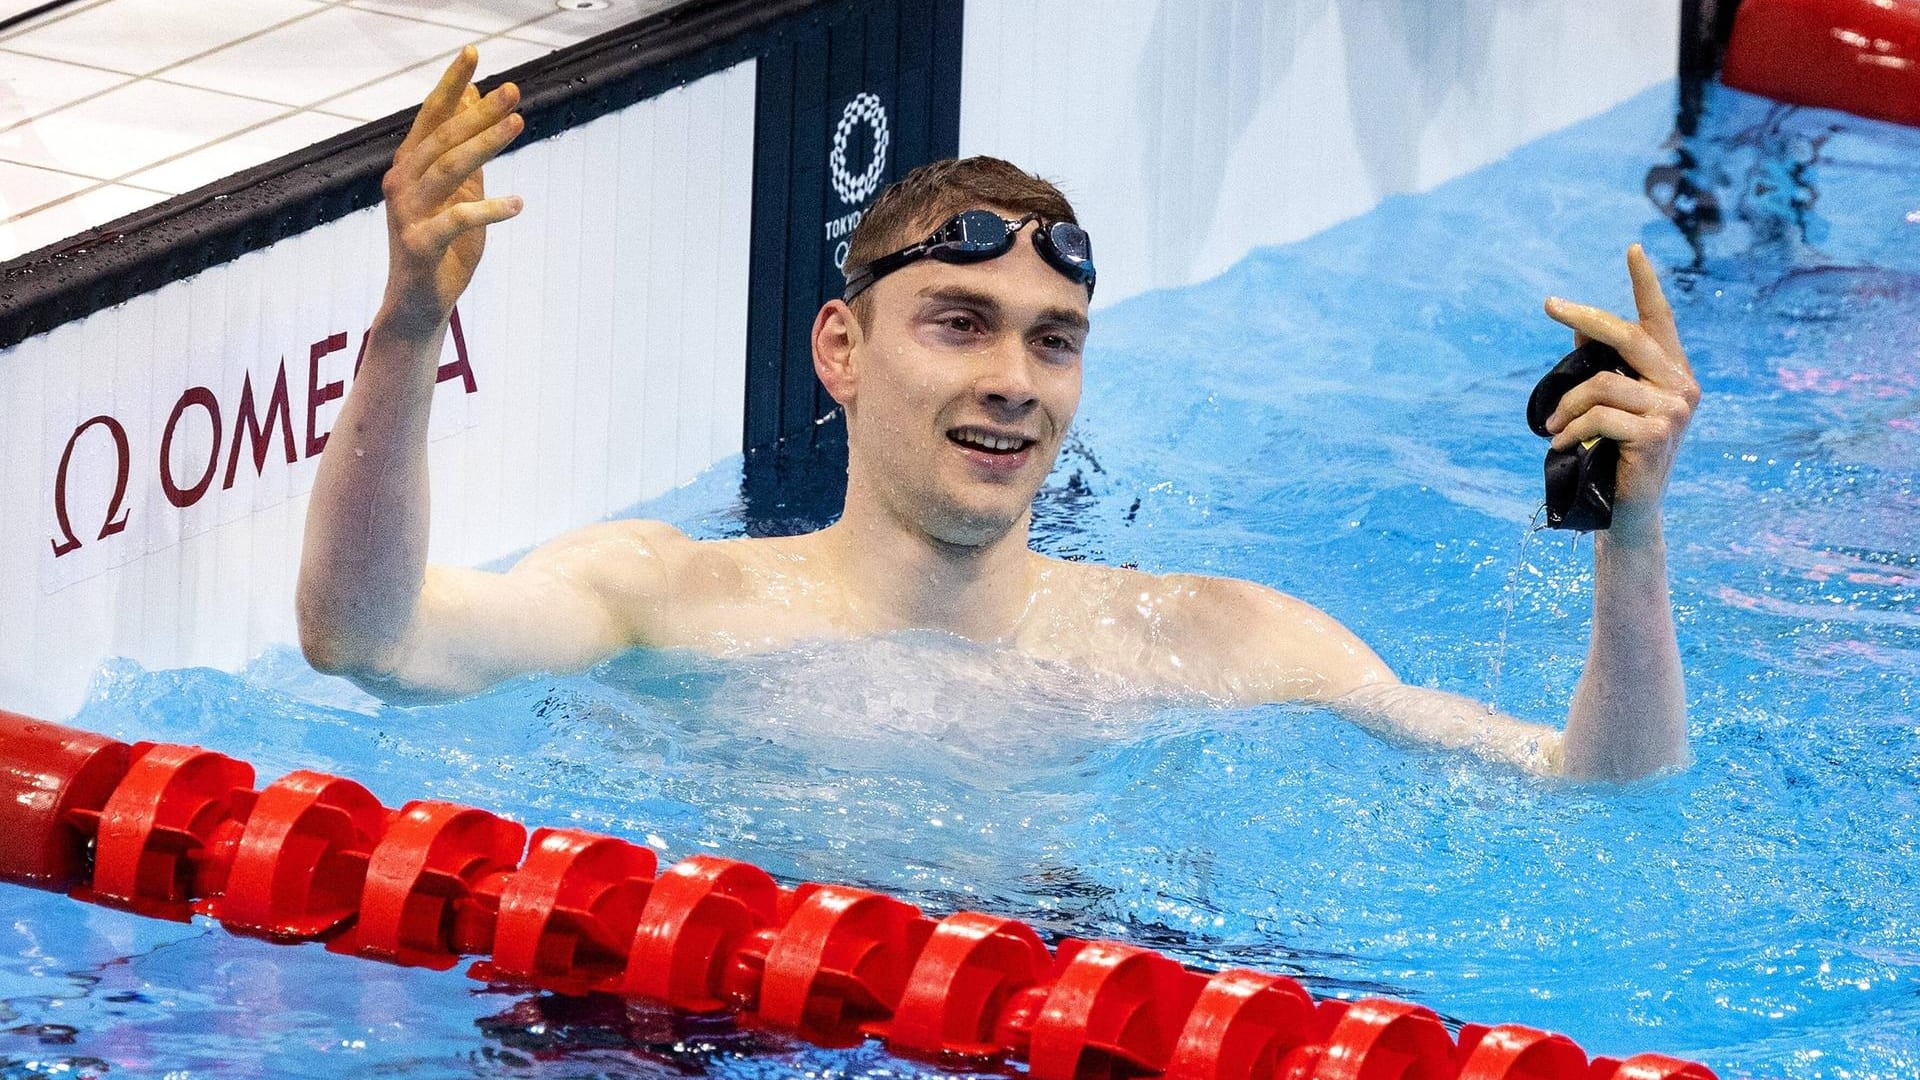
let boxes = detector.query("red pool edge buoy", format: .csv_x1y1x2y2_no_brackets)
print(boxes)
1722,0,1920,127
0,710,1719,1080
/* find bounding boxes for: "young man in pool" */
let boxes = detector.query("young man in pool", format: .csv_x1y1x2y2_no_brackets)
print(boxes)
298,50,1700,781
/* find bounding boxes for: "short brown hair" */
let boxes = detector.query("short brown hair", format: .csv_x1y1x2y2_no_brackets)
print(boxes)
843,156,1077,319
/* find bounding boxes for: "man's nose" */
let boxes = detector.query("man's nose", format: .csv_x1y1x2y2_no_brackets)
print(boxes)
975,335,1037,412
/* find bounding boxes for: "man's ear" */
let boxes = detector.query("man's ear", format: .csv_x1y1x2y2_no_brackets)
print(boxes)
812,299,862,408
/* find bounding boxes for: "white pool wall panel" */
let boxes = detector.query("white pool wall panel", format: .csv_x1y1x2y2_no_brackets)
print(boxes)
0,61,756,718
961,0,1681,302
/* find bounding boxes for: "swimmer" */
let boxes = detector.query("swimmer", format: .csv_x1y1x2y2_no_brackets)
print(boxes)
297,48,1700,781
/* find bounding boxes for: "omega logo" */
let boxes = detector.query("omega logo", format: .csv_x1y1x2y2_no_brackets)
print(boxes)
48,308,478,561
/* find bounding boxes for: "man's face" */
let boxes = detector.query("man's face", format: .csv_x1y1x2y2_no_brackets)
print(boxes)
833,217,1090,547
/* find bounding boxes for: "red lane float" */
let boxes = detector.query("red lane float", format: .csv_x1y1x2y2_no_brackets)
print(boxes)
1028,940,1201,1078
1722,0,1920,127
1317,999,1456,1080
0,709,128,890
73,742,255,920
885,911,1053,1062
1166,969,1315,1080
756,883,929,1044
474,827,658,994
0,711,1719,1080
330,799,526,969
1455,1023,1588,1080
212,769,386,939
618,853,779,1009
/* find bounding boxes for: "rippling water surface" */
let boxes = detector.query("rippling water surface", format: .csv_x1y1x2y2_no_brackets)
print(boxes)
4,82,1918,1079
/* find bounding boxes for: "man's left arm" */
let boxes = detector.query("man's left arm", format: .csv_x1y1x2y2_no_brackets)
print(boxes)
1534,244,1699,779
1204,245,1696,781
1188,579,1567,775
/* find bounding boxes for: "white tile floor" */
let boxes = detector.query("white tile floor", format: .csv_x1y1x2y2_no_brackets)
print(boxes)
0,0,680,263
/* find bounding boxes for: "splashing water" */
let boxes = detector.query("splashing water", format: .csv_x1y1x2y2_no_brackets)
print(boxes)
1486,507,1550,713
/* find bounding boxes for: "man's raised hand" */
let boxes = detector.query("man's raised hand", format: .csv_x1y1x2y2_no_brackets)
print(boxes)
1539,244,1701,546
380,46,525,338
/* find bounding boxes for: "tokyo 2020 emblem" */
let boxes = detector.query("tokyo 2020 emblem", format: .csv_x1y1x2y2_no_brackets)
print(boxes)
829,92,889,206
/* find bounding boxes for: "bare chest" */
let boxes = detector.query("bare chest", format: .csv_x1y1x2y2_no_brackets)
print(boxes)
637,546,1228,698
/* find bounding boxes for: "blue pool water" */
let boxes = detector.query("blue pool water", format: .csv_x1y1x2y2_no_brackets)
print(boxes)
4,80,1918,1078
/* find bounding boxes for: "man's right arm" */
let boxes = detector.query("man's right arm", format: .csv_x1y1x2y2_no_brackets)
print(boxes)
297,48,657,702
296,312,671,701
304,517,686,704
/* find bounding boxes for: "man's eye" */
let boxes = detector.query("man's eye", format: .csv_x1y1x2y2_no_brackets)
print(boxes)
944,314,980,333
1037,333,1079,354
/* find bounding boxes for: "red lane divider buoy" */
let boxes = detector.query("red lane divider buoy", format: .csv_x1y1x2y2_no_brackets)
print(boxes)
72,742,256,921
757,883,929,1045
1455,1023,1588,1080
212,769,387,939
0,710,1719,1080
476,827,658,995
1166,969,1316,1080
1589,1054,1720,1080
884,910,1053,1063
618,852,780,1009
1029,939,1202,1078
0,709,129,890
329,799,526,969
1317,999,1456,1080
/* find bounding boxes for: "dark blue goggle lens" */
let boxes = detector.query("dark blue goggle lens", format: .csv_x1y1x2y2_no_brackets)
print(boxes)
1040,221,1094,284
935,209,1023,258
1044,221,1091,263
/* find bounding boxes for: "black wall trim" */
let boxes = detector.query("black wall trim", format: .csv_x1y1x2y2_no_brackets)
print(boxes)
0,0,825,351
744,0,963,454
737,0,963,535
744,0,967,449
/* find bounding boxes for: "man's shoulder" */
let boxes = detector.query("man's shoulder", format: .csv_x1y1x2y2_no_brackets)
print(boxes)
1174,573,1384,650
530,519,814,584
523,518,695,572
1173,573,1394,701
1030,560,1389,701
1113,564,1376,655
515,520,824,648
1036,559,1312,630
1054,561,1300,616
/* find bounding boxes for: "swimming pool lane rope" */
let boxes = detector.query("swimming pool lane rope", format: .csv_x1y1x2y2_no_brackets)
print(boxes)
0,709,1714,1080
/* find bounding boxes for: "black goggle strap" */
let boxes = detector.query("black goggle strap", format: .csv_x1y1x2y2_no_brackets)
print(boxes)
841,224,962,302
842,242,926,302
852,212,988,293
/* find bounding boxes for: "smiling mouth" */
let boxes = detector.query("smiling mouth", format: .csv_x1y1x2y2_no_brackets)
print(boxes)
948,426,1036,455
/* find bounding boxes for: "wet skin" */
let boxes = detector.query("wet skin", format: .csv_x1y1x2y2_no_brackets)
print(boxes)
298,48,1698,780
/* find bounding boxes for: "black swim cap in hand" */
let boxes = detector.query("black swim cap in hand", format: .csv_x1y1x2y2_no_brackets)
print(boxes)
1527,341,1639,532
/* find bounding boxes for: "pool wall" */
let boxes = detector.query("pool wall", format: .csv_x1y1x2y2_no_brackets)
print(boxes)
959,0,1680,299
0,0,1678,718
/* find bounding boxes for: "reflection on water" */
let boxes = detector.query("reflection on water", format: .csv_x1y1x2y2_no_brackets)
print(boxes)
5,81,1920,1080
1646,99,1835,273
474,992,799,1075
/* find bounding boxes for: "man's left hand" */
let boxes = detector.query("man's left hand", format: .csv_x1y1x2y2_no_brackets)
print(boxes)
1540,244,1701,546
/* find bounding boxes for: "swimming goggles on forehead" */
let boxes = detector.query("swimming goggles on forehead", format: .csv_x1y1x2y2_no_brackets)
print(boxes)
841,208,1096,303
